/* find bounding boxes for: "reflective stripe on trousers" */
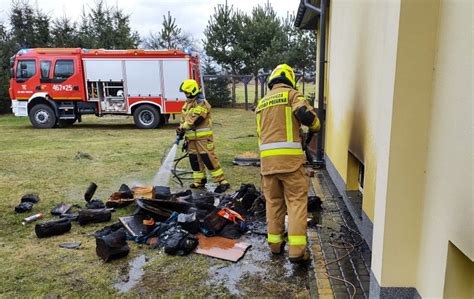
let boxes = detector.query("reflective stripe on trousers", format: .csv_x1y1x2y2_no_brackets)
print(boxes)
193,171,205,179
268,233,284,244
210,168,224,178
288,235,307,246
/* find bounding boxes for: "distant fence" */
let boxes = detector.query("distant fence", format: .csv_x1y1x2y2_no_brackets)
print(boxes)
203,73,314,110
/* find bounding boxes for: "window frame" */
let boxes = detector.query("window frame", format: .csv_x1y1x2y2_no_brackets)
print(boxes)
53,59,75,81
40,60,52,82
16,59,36,82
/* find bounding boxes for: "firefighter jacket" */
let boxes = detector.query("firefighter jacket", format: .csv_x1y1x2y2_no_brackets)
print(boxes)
180,95,213,141
256,83,320,175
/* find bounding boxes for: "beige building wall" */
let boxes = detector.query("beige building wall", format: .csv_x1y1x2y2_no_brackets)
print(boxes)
324,0,472,296
415,0,473,297
325,0,401,223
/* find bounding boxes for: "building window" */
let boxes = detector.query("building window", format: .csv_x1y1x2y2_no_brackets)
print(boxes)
346,151,364,218
16,60,36,80
54,60,74,79
358,162,365,192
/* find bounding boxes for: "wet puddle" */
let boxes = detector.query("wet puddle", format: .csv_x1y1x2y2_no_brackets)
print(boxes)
114,255,147,293
207,233,309,296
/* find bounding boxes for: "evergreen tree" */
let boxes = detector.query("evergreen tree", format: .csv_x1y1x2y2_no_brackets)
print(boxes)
111,8,140,49
142,11,193,50
77,7,95,48
203,1,245,106
78,1,139,49
33,9,51,47
10,0,37,48
51,16,79,47
238,3,288,102
283,13,317,95
203,59,231,108
0,23,16,114
160,11,182,49
203,1,245,73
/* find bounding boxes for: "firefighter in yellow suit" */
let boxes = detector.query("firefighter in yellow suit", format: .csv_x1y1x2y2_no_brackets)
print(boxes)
256,64,320,262
177,79,230,193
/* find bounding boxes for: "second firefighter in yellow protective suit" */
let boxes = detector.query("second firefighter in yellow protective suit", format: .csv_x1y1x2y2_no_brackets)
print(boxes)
256,64,320,262
177,79,230,193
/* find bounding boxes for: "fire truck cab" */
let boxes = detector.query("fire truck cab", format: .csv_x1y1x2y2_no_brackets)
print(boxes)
9,48,202,129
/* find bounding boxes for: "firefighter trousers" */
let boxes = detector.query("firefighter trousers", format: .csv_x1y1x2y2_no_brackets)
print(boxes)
187,135,226,184
262,165,309,258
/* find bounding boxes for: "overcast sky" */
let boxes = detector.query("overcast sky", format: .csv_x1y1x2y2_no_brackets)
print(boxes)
0,0,298,43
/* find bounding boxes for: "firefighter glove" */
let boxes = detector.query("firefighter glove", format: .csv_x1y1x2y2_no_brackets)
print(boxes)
182,140,188,152
305,132,314,145
176,127,185,137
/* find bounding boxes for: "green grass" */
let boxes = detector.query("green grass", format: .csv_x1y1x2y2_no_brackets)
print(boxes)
0,108,260,297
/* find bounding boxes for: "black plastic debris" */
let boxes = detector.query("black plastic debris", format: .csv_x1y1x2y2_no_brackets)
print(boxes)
158,226,198,256
232,156,260,167
21,194,40,203
59,242,81,249
202,209,227,234
94,222,123,238
135,198,191,221
15,202,33,213
60,214,78,221
219,223,243,240
119,214,149,238
118,184,133,199
84,182,98,202
35,218,71,238
78,208,111,226
57,204,82,221
174,189,192,198
154,186,171,200
51,203,73,215
96,228,130,262
240,185,260,210
86,199,105,209
177,212,199,234
308,195,322,212
107,193,134,208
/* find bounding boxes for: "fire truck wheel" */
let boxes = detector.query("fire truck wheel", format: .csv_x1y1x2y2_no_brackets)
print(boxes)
29,104,57,129
133,105,160,129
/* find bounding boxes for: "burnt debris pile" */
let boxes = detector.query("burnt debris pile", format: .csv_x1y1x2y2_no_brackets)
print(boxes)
16,182,266,263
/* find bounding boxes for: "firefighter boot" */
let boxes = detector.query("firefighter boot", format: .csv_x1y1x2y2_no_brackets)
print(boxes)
190,178,207,189
269,241,286,255
214,180,230,193
289,247,310,264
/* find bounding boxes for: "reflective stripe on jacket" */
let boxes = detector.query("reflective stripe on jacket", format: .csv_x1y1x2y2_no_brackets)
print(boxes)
180,97,213,140
256,83,312,175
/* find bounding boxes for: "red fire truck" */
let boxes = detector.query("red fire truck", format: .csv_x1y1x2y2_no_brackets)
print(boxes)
9,48,202,129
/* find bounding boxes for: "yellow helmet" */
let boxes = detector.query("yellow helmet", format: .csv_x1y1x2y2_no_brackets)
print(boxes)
179,79,200,96
268,64,296,89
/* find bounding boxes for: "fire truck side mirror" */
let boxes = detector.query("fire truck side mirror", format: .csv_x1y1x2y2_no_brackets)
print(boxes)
9,68,14,78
